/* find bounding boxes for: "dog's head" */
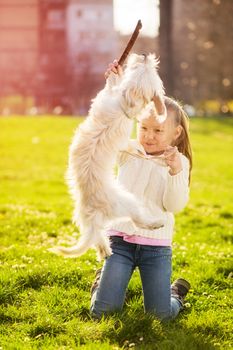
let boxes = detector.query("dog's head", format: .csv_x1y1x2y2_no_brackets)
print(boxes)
121,53,166,122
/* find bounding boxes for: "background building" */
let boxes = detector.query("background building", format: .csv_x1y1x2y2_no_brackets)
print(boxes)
0,0,117,114
0,0,232,115
66,0,117,114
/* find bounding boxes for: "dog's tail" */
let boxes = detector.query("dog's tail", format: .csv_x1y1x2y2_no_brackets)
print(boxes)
48,225,112,261
48,240,90,258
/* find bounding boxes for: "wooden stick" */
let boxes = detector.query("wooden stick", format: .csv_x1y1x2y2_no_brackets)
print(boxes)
118,20,142,66
121,150,167,167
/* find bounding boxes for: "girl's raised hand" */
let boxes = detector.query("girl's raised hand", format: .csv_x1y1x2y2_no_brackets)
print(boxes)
104,59,123,79
164,146,183,175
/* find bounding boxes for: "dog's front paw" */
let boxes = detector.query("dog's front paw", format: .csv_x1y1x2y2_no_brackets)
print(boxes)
146,221,164,230
133,217,165,230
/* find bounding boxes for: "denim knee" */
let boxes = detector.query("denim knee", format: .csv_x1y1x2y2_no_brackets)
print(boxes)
90,298,121,319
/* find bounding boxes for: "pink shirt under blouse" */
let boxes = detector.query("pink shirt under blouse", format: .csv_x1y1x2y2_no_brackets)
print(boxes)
107,229,171,247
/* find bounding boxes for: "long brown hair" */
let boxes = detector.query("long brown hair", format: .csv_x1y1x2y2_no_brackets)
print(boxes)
164,96,193,184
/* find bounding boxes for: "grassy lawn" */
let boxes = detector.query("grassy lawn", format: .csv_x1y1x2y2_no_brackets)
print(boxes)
0,116,232,350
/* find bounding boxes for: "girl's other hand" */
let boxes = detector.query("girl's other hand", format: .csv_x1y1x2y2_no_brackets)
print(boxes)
104,59,123,79
163,146,183,175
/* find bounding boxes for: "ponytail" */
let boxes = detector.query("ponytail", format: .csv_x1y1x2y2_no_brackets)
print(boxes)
164,97,193,184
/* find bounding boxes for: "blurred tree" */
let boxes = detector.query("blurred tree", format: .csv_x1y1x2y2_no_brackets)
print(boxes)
159,0,233,111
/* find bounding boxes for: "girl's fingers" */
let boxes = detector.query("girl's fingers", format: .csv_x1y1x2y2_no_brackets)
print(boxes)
104,71,109,79
164,146,176,153
104,68,117,79
117,65,123,76
104,68,112,78
165,156,176,164
108,64,118,74
105,60,122,78
164,147,177,158
109,61,118,69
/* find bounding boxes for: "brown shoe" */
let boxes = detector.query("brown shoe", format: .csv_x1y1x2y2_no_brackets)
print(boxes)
90,268,102,297
171,278,191,306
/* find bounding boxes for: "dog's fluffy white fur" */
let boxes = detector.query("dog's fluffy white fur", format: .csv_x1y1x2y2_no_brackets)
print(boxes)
50,53,166,260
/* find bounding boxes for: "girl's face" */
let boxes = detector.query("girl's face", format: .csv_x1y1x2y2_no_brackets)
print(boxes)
137,111,182,155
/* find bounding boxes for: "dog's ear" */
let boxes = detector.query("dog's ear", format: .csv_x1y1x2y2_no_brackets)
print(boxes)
152,95,167,123
122,88,136,108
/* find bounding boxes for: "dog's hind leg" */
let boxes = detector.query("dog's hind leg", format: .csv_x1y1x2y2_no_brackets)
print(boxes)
112,189,165,229
95,233,112,261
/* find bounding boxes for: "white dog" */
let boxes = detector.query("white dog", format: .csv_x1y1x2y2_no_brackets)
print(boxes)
50,53,167,260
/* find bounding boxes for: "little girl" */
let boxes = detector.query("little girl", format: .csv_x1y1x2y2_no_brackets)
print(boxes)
90,60,193,321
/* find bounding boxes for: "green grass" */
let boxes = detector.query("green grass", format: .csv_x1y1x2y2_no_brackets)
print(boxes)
0,116,232,350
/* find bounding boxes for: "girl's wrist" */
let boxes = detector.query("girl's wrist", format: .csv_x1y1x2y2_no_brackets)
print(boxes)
169,167,183,176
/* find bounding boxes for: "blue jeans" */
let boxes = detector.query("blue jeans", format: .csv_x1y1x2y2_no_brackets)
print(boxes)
90,236,183,321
